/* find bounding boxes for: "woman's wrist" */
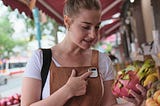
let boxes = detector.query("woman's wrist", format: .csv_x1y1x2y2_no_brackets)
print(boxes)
62,84,74,99
46,85,74,106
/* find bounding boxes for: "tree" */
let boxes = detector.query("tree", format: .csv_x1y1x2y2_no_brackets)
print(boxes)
0,16,13,57
0,15,26,58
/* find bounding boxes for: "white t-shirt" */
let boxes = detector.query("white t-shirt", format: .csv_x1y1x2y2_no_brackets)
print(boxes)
24,49,115,99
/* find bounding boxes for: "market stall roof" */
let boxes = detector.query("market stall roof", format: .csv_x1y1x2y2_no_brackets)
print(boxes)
2,0,124,38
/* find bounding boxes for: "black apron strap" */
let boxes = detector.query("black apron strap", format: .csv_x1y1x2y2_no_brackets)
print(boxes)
40,48,52,100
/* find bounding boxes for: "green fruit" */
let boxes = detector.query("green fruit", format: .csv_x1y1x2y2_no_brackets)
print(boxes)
146,80,160,99
137,59,156,82
147,87,156,98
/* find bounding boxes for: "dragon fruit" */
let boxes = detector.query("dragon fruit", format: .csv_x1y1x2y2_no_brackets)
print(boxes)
112,59,157,98
112,68,140,98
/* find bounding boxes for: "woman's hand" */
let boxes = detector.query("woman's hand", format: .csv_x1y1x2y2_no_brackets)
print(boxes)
65,69,92,97
123,84,147,106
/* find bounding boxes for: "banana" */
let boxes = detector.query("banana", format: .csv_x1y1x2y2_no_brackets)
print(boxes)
146,68,156,75
143,73,158,87
137,67,151,81
137,59,156,82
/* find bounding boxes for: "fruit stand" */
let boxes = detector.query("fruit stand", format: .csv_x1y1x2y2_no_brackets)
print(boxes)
0,93,21,106
112,53,160,106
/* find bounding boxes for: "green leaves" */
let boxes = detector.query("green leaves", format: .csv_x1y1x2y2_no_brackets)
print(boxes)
0,16,26,58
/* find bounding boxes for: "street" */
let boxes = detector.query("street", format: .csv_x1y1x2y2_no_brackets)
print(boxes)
0,73,23,98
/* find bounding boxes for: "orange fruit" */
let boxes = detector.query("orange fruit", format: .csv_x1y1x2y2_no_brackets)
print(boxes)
153,90,160,102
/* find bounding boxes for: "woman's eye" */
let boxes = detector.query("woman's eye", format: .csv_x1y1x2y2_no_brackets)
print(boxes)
95,26,100,30
82,26,90,30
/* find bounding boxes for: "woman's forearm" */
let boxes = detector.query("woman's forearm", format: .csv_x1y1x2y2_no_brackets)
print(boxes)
30,85,73,106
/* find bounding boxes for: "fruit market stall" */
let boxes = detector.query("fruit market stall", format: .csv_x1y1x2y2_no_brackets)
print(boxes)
112,54,160,106
0,93,21,106
112,26,160,105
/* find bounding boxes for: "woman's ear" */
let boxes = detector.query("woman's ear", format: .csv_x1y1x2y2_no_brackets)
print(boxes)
64,15,72,30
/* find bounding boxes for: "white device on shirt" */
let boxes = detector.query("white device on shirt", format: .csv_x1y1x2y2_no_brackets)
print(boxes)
88,67,98,78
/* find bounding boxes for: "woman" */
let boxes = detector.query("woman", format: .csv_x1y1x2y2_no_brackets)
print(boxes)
21,0,146,106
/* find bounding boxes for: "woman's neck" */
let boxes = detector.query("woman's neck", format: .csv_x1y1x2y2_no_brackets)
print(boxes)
51,40,92,67
56,37,85,55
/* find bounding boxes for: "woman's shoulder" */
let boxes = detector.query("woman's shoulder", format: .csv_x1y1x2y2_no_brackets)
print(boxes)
24,49,43,80
31,49,43,57
98,51,111,63
97,51,115,80
26,49,44,70
31,48,52,58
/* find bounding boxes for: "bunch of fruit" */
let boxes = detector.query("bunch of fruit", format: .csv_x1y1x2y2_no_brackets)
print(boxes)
145,80,160,106
112,59,158,98
0,93,21,106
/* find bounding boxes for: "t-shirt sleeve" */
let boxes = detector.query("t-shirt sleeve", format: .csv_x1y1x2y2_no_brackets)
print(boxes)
23,49,43,80
99,52,116,81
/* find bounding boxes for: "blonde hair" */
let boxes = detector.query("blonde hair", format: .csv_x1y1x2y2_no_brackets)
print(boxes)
63,0,102,17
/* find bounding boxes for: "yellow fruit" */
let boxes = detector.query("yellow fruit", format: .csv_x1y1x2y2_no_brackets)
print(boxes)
153,90,160,102
148,102,159,106
157,95,160,104
158,53,160,59
146,98,154,104
143,73,158,87
146,98,159,106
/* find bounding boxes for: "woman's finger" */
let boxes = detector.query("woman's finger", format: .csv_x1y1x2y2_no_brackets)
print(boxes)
80,71,92,80
129,90,144,105
129,90,141,101
123,96,136,105
136,84,146,97
70,69,76,77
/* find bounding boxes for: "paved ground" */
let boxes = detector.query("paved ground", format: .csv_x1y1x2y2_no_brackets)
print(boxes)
0,73,22,99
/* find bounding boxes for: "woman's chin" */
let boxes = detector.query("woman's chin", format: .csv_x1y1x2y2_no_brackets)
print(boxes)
80,44,91,49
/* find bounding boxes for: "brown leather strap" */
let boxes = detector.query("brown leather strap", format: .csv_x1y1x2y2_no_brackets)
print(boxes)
50,58,57,68
91,50,99,67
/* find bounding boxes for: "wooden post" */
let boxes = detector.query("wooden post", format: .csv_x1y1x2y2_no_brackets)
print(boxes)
151,0,160,79
130,0,146,47
157,54,160,79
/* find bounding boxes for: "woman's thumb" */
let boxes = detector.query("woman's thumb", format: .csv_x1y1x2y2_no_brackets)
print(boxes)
70,69,76,77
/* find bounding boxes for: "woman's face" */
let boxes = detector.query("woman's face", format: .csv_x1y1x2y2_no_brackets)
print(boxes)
66,9,101,49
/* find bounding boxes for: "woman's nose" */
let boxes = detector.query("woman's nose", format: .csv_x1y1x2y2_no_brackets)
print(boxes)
89,29,97,38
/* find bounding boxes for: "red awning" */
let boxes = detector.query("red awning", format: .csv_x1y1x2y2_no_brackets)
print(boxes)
2,0,124,38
